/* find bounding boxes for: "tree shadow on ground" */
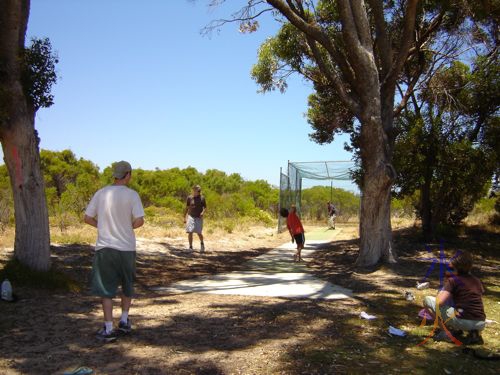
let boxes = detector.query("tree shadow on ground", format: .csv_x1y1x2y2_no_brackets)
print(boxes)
0,225,497,374
309,226,499,295
1,288,497,375
46,241,277,295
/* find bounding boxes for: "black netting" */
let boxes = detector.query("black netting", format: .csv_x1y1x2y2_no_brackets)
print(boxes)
278,170,290,232
289,161,354,180
278,160,356,232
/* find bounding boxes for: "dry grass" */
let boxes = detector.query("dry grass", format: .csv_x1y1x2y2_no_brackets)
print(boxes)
0,218,279,251
0,226,14,249
392,216,417,229
465,213,499,232
0,214,472,251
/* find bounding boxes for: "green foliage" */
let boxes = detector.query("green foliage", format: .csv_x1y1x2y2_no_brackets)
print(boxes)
433,141,492,224
208,170,245,194
301,186,360,221
21,37,58,111
18,150,279,226
471,197,496,215
129,168,193,208
221,218,236,234
475,195,500,225
391,196,416,218
394,55,498,230
40,150,100,230
3,146,494,230
0,37,57,124
0,164,14,229
128,168,278,223
251,38,286,93
250,1,497,174
395,121,493,226
316,0,341,23
307,87,355,144
252,209,274,226
241,179,278,211
493,196,500,225
143,206,181,227
40,149,100,198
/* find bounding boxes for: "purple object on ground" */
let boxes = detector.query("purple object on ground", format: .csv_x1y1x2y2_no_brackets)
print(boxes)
418,308,434,320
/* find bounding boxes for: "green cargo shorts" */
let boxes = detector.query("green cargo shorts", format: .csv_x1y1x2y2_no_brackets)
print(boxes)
91,248,136,298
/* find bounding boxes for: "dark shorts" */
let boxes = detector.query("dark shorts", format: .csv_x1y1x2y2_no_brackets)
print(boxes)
91,248,136,298
293,233,305,246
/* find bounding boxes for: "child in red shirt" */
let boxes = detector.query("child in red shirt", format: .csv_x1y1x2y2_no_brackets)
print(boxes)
280,205,305,262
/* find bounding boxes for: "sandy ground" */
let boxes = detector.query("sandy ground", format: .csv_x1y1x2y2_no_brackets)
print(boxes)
0,225,361,375
2,223,497,375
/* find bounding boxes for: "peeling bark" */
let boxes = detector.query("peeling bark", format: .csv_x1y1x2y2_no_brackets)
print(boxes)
0,0,51,271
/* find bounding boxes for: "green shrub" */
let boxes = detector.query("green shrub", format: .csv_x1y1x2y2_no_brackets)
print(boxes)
49,211,81,233
391,196,416,218
471,197,496,214
252,209,274,226
144,206,181,227
492,196,500,225
222,219,236,234
50,230,95,245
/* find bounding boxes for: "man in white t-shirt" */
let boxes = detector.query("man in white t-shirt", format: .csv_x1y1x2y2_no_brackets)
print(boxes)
84,160,144,342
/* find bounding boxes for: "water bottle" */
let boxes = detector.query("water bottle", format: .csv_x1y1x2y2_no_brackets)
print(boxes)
1,279,13,301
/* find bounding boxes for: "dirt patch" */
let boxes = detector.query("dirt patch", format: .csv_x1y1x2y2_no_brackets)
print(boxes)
0,224,498,375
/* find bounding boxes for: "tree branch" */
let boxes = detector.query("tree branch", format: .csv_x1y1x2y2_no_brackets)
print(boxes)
383,0,419,90
202,1,271,36
336,0,364,68
405,8,446,72
337,0,384,108
350,0,372,49
367,0,392,77
305,36,361,114
266,0,361,112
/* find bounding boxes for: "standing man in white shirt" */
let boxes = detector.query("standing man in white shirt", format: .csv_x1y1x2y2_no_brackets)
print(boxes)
84,161,144,342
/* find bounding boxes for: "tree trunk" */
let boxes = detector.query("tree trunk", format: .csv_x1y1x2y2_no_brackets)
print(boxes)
357,115,396,267
358,172,394,267
420,158,434,242
2,127,51,271
0,0,51,271
257,0,418,267
420,186,433,241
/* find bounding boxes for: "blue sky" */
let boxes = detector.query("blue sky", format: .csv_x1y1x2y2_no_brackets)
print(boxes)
2,0,357,191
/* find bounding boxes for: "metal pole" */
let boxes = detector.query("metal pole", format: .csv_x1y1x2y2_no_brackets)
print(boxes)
278,167,282,233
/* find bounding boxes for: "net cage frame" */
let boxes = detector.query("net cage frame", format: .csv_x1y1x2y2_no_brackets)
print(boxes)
278,160,356,232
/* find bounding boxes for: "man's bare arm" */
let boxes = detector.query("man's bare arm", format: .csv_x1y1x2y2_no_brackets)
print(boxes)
132,217,144,229
84,215,98,228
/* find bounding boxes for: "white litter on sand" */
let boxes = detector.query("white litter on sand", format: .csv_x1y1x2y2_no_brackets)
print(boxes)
360,311,377,320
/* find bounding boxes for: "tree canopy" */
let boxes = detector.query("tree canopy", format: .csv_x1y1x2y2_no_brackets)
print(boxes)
210,0,499,251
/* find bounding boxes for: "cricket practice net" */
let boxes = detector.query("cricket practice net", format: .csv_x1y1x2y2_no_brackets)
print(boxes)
278,160,355,232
